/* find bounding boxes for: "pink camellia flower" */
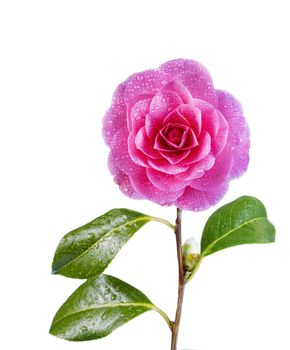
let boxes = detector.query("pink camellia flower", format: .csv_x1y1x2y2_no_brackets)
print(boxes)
103,59,250,211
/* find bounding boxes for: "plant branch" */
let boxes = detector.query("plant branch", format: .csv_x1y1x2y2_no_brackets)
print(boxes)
170,207,186,350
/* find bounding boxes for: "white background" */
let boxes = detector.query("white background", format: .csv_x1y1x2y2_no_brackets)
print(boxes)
0,1,289,349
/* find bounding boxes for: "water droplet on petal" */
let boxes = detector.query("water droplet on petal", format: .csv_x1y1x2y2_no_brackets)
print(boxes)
136,74,144,81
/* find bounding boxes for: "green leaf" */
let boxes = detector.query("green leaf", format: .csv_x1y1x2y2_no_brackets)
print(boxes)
50,274,170,341
201,196,275,256
52,208,173,279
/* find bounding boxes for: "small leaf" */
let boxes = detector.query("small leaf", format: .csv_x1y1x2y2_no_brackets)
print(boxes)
50,275,160,341
52,209,158,279
201,196,275,256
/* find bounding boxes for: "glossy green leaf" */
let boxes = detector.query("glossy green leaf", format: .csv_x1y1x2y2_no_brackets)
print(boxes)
201,196,275,256
52,209,172,279
50,274,169,341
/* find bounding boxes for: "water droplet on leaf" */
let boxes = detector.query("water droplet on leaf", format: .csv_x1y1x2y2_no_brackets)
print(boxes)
81,326,88,333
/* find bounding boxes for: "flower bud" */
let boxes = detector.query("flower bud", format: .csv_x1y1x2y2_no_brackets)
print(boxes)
182,237,200,272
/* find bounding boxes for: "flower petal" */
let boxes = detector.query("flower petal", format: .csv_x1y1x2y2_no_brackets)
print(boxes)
210,110,229,155
190,147,232,190
124,69,163,107
159,59,217,106
128,97,151,133
163,109,191,127
150,90,183,116
163,80,194,104
129,170,184,205
229,137,250,179
217,90,250,178
155,124,195,151
180,131,212,165
160,149,191,165
135,127,161,159
145,112,164,139
108,157,143,199
176,104,202,136
176,154,215,181
148,157,189,175
128,132,149,167
176,181,229,211
103,83,127,146
216,90,244,119
146,168,191,192
108,127,142,175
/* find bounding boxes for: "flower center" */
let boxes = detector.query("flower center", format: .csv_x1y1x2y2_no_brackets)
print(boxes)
165,128,183,145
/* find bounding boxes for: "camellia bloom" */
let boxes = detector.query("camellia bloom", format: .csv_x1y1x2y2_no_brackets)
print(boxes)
103,59,250,211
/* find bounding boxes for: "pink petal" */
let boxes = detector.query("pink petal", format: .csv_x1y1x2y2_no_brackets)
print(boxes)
163,109,191,127
190,147,233,190
128,97,151,133
108,157,143,199
108,127,142,175
135,127,161,159
194,99,219,136
145,112,164,139
229,137,250,179
216,90,250,178
191,99,229,155
210,110,229,155
176,104,202,136
150,90,183,116
176,154,215,181
176,181,229,211
216,90,244,119
160,149,191,164
103,83,127,146
146,168,191,192
124,69,164,107
108,125,129,153
163,80,194,104
178,71,217,106
129,170,184,205
109,151,140,177
155,124,195,151
180,128,198,148
180,131,212,165
148,157,189,175
128,132,149,167
159,59,217,106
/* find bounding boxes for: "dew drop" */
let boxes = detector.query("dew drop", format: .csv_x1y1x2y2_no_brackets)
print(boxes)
81,326,88,333
102,310,111,320
136,74,144,81
88,232,95,239
110,294,117,301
